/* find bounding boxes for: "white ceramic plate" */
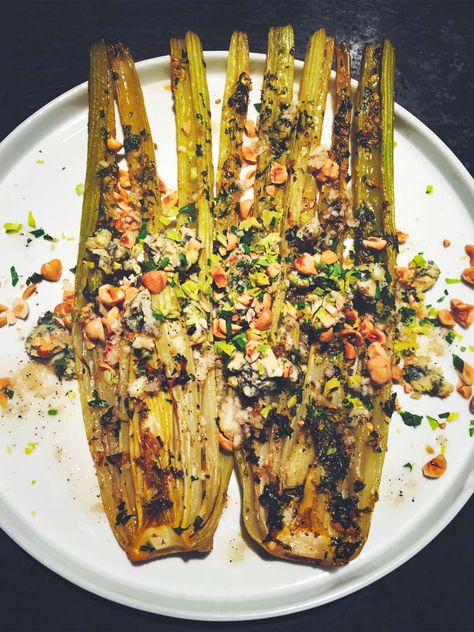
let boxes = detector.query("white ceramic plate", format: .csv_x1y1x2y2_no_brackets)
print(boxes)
0,52,473,622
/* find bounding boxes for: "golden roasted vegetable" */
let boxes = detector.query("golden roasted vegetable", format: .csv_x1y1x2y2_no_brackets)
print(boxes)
71,30,397,568
73,40,231,561
228,36,397,565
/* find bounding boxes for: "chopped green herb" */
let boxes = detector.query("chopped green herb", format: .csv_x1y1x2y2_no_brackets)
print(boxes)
87,390,109,408
445,278,461,285
139,542,156,553
253,103,261,113
115,501,132,526
26,272,43,286
173,526,186,535
399,306,416,325
69,266,77,274
403,463,413,472
426,184,433,194
445,331,455,345
28,211,36,228
75,183,85,196
136,220,148,242
215,341,235,356
29,228,53,241
193,515,204,531
438,412,450,419
470,420,474,438
47,408,59,416
178,202,197,221
10,266,19,286
452,354,464,373
4,388,14,399
400,411,423,427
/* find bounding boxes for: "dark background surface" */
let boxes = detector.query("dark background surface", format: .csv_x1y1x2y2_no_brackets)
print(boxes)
0,1,473,631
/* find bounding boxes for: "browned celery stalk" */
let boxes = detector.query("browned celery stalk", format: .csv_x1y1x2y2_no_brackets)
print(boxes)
170,39,199,215
236,37,396,566
210,30,253,446
253,25,294,226
72,41,137,553
318,40,353,247
234,29,340,563
170,31,234,547
109,42,231,557
270,40,355,564
213,30,251,229
286,41,396,565
270,29,334,340
73,39,231,562
284,40,396,566
352,40,396,540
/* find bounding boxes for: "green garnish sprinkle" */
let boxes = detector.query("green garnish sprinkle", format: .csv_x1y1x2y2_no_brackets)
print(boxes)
10,266,19,286
427,415,439,430
400,411,423,427
4,223,22,234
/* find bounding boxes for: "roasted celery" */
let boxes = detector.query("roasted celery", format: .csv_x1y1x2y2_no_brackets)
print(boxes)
271,29,334,339
213,31,251,229
71,30,397,568
230,37,397,565
253,25,294,225
73,41,230,561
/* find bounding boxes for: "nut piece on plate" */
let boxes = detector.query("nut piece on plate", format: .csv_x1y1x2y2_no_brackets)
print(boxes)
422,454,447,479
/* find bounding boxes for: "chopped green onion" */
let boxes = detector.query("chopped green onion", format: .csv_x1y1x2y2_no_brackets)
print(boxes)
427,415,439,430
4,222,22,234
413,254,426,268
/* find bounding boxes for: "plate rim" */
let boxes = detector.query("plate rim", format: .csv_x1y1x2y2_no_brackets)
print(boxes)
0,51,473,622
